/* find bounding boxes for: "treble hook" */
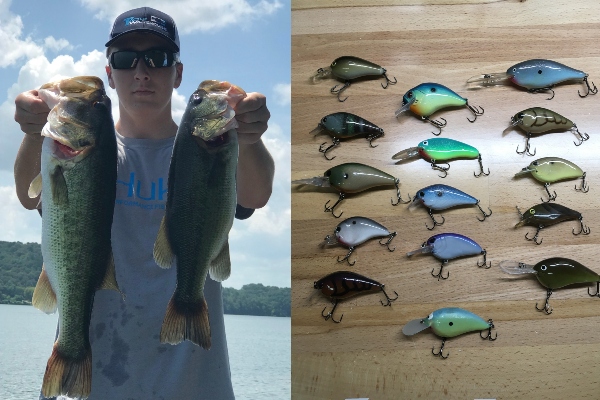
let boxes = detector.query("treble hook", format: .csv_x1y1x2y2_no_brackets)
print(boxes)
473,154,490,178
381,72,397,89
321,300,343,323
572,217,591,236
588,281,600,297
423,116,447,136
391,178,411,206
331,81,350,102
535,288,553,315
572,124,590,146
477,249,491,268
431,260,449,280
378,232,397,252
430,160,450,178
475,201,492,222
337,247,356,266
379,287,399,306
525,225,543,245
319,138,340,160
578,76,598,98
575,172,589,193
466,101,484,123
366,131,384,148
529,87,555,100
324,193,345,218
541,183,557,203
480,319,497,341
432,338,449,359
516,133,536,156
426,208,445,230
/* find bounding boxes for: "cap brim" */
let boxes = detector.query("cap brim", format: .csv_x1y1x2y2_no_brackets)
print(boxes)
105,30,179,52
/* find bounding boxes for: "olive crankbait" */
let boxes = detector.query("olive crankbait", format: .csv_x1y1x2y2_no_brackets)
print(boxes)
467,59,597,99
514,157,588,202
406,233,490,280
499,257,600,314
505,107,589,156
395,82,484,135
514,203,590,245
322,216,396,265
392,138,490,178
292,163,411,218
410,184,492,230
314,271,398,323
402,307,497,359
311,56,397,102
310,112,384,160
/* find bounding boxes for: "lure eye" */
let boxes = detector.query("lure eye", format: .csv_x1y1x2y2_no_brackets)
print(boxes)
325,170,331,176
538,69,542,74
532,161,538,166
427,313,433,320
322,117,327,123
518,113,524,119
449,322,454,326
343,173,349,179
428,238,436,244
529,209,535,214
430,87,436,93
422,140,428,146
407,91,413,98
335,226,341,233
352,220,356,225
436,191,443,197
512,68,517,73
541,265,547,271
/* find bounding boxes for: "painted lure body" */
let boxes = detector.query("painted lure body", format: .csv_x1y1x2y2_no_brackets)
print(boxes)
515,157,588,201
514,203,590,245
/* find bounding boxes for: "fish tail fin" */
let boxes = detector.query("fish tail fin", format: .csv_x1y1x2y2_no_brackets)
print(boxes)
209,241,231,282
160,296,211,349
32,264,57,314
41,342,92,399
153,216,175,268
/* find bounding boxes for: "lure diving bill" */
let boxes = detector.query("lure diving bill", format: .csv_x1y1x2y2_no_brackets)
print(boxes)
392,138,490,178
311,56,397,101
514,203,590,245
292,162,411,218
499,257,600,314
467,59,597,99
402,307,497,359
406,233,490,280
314,271,398,323
395,82,484,135
514,157,588,201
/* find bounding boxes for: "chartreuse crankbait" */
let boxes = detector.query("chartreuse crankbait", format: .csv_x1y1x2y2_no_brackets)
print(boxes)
311,56,397,101
392,138,489,178
292,163,411,218
311,112,384,160
514,203,590,245
314,271,398,323
499,257,600,314
410,184,492,230
406,233,490,280
395,82,484,135
322,216,396,265
505,107,589,156
515,157,588,202
402,307,496,359
467,59,597,99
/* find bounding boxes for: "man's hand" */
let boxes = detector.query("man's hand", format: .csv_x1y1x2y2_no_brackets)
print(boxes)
14,90,50,135
234,92,270,144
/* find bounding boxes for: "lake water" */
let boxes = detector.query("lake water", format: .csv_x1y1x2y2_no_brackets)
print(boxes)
0,304,290,400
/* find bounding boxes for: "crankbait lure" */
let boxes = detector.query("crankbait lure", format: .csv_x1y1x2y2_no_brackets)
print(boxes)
467,59,597,99
406,233,490,280
314,271,398,323
514,203,590,245
505,107,589,156
392,138,490,178
410,184,492,230
514,157,588,202
499,257,600,314
322,216,396,265
311,56,397,102
311,112,384,160
402,307,496,359
292,163,411,218
395,82,484,135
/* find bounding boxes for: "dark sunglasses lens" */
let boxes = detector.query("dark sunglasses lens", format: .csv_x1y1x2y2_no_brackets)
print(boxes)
112,51,138,69
145,50,171,68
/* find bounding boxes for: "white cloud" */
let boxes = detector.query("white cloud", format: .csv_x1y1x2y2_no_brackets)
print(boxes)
0,174,42,244
43,37,74,53
273,83,290,106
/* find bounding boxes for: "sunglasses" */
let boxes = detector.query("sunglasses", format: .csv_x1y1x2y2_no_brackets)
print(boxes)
110,49,180,70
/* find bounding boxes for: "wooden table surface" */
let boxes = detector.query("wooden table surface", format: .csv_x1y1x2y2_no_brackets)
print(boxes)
291,1,600,399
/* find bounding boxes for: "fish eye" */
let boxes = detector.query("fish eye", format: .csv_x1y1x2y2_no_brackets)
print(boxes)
529,209,535,214
422,140,428,146
343,173,349,179
512,68,517,72
532,161,538,166
335,226,341,232
352,220,356,224
430,87,436,93
538,70,542,74
407,91,413,98
331,61,337,66
436,191,443,197
541,265,547,271
449,321,454,326
419,191,425,197
322,117,327,123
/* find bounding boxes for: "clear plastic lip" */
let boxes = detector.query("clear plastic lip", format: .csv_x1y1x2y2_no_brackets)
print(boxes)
392,147,420,161
406,245,433,257
498,260,536,275
402,318,431,336
466,72,510,89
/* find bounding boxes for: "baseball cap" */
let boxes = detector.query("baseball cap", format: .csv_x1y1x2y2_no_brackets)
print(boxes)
105,7,180,52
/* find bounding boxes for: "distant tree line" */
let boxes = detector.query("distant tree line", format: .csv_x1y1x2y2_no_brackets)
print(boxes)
0,241,290,317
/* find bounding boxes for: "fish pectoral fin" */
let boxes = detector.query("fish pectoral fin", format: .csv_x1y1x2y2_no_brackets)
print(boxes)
32,264,57,314
99,252,123,298
28,173,43,198
153,216,174,268
50,166,68,205
209,240,231,282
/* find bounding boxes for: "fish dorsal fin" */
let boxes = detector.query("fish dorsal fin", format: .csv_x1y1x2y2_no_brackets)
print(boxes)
28,173,43,198
50,166,68,205
32,264,57,314
209,240,231,282
153,216,174,269
99,251,123,299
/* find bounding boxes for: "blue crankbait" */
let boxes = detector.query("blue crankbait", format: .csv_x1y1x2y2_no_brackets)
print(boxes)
406,233,490,280
410,184,492,230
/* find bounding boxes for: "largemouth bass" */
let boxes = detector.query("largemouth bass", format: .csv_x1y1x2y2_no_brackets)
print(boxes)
153,80,245,348
28,76,119,399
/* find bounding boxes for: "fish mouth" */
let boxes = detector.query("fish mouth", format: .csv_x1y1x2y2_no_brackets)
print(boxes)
49,138,91,160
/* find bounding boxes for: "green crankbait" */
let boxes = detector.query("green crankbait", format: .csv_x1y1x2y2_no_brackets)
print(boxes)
514,203,590,245
500,257,600,314
311,56,397,102
402,307,496,359
392,137,489,178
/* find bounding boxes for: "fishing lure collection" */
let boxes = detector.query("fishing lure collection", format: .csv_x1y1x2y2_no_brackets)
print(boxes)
300,54,597,359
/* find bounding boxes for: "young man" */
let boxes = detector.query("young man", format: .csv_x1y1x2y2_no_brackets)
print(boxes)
14,7,274,399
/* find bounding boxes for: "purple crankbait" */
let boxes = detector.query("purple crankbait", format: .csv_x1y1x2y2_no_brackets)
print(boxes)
407,233,490,280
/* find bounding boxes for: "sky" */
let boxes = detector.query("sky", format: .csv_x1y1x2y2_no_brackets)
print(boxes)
0,0,291,289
